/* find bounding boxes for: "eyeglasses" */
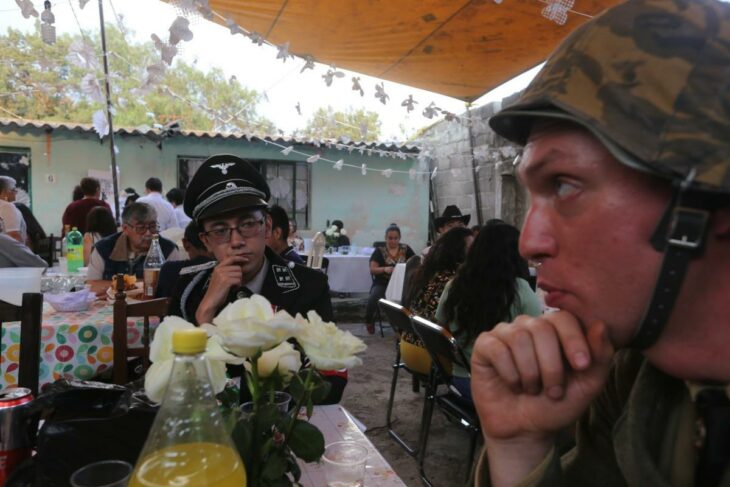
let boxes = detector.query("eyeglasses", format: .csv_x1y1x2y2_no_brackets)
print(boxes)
202,219,265,244
126,222,159,235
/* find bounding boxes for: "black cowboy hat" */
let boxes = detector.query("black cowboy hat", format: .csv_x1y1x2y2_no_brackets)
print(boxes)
434,205,470,229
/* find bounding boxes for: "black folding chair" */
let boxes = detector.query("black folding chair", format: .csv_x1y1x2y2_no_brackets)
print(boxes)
411,315,481,487
378,299,438,457
0,293,43,395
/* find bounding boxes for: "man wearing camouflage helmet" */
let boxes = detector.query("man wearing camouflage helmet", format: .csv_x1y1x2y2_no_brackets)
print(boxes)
471,1,729,485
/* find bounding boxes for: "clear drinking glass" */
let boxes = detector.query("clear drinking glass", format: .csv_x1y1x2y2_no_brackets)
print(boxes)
322,441,368,487
70,460,132,487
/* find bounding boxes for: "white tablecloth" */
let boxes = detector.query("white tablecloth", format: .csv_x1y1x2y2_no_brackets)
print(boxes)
299,405,407,487
384,263,407,303
326,254,372,293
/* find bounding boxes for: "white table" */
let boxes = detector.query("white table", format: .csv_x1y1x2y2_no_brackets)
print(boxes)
384,263,407,303
326,254,373,293
299,405,407,487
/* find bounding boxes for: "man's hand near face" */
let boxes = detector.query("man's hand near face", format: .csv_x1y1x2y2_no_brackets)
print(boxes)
195,255,246,324
471,311,614,486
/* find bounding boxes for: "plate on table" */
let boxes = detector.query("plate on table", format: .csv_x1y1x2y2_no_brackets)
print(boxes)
106,282,144,301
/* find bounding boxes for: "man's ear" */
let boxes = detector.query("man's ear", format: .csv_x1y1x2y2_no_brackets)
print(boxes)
272,227,283,241
264,214,273,239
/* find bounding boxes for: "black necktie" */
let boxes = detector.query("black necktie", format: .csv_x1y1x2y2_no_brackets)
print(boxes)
695,388,730,487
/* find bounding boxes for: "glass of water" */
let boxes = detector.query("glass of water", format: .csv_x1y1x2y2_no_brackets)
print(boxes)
322,441,368,487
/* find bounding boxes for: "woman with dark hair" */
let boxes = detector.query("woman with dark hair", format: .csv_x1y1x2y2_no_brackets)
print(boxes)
435,222,542,402
124,188,139,208
402,226,473,373
83,206,117,265
72,185,84,201
365,223,415,334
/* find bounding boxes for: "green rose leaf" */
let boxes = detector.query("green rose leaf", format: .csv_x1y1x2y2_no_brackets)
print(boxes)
311,380,332,405
261,449,287,481
231,419,254,473
286,453,302,482
288,419,324,462
288,372,307,404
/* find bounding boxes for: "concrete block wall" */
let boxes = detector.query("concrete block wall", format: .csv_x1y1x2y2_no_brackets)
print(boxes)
417,92,528,230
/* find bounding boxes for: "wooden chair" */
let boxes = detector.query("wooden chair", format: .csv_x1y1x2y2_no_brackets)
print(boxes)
411,315,481,487
0,293,43,395
378,299,436,457
112,274,169,385
36,233,60,267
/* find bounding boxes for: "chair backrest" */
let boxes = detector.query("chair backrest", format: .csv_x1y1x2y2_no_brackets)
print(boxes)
401,254,422,307
0,293,43,395
112,274,169,385
372,241,385,248
378,299,415,335
411,315,470,380
307,231,326,270
36,234,59,267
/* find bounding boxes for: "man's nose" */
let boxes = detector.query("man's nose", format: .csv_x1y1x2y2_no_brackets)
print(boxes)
519,204,558,263
229,227,247,246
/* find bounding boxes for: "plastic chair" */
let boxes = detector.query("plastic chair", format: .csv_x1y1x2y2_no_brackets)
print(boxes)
378,299,436,457
112,274,169,385
411,315,481,487
0,293,43,395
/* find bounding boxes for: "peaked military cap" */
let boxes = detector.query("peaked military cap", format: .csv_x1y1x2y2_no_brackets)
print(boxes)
490,0,730,196
184,154,270,222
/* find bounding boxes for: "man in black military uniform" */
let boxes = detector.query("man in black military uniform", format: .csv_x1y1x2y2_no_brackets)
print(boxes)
168,154,333,325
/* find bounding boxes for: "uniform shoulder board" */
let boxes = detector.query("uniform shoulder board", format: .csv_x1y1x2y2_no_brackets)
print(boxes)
179,260,217,276
272,264,300,292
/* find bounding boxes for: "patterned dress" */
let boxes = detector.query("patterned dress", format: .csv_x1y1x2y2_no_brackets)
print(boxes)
404,270,455,346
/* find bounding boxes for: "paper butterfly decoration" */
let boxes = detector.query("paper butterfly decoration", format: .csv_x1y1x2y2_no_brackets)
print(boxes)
169,16,194,45
361,164,367,176
226,16,243,35
248,32,264,46
333,160,344,171
281,146,294,156
401,95,418,113
15,0,38,18
151,34,178,65
374,82,389,105
66,39,99,70
92,110,109,138
78,0,90,8
195,0,214,20
277,42,293,62
306,154,320,163
322,66,345,87
541,0,574,25
382,169,393,178
422,102,441,119
300,56,316,73
351,77,364,97
443,111,460,122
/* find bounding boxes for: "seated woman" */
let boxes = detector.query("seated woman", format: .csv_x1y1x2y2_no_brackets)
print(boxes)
403,226,473,374
83,207,117,266
435,221,542,402
331,219,350,247
365,223,414,334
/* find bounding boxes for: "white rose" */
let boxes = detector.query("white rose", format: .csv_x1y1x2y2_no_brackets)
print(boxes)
325,228,334,236
144,316,229,403
205,294,301,358
296,311,367,370
245,341,301,380
340,229,347,236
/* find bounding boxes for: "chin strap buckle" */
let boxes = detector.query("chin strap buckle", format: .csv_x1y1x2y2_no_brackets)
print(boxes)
667,207,710,250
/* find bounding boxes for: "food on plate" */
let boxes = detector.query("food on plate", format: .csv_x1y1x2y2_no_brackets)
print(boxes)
111,274,137,291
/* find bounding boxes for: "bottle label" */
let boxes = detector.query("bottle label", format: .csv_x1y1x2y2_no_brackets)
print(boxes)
144,268,160,298
67,246,83,272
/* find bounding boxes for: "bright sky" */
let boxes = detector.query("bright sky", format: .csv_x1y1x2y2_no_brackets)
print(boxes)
0,0,539,141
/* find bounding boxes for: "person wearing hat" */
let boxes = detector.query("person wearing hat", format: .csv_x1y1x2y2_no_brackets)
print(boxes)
471,1,730,486
421,205,470,256
167,154,333,326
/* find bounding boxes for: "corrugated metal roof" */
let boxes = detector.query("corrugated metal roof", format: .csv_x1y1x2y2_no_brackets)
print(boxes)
0,118,419,153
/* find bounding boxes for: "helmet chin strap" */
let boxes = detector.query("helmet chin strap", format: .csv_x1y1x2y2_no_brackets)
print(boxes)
631,170,711,349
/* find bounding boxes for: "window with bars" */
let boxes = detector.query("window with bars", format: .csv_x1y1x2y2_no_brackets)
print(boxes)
177,156,310,229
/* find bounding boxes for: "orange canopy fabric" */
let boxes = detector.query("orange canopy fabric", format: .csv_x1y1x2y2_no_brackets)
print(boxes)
204,0,625,101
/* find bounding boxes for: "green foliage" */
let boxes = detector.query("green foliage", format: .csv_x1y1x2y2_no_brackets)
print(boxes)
301,106,381,141
0,22,274,132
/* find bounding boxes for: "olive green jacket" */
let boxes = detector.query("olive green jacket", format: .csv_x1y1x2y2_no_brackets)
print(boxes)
475,350,729,487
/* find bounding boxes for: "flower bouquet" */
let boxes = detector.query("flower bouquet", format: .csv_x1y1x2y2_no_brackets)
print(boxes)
324,224,346,250
144,295,367,487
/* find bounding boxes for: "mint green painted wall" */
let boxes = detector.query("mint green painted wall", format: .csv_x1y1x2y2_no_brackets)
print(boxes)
0,125,429,250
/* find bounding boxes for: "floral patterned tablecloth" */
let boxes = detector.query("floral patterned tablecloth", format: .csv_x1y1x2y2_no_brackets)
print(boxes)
1,301,158,390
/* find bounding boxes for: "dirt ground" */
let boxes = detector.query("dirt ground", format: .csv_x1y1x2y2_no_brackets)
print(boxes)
336,320,481,487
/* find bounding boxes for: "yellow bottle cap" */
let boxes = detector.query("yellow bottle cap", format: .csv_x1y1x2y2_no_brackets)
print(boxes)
172,329,207,354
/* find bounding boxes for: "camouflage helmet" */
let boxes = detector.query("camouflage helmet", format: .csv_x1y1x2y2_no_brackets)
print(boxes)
489,0,730,196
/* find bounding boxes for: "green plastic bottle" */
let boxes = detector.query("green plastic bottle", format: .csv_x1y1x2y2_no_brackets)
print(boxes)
66,227,84,273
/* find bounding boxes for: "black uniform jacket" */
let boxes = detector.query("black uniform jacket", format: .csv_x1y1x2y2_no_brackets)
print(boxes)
168,247,333,325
